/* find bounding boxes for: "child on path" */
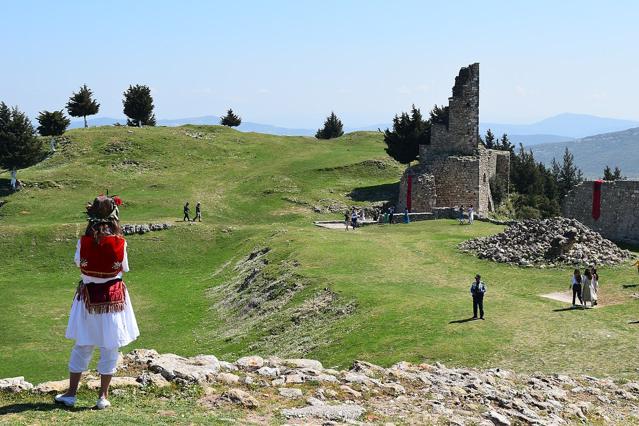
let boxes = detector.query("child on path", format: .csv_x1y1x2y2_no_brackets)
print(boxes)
55,195,139,409
194,202,202,222
344,211,350,231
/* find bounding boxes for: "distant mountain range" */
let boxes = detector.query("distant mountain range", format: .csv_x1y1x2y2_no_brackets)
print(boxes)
530,127,639,178
69,113,639,146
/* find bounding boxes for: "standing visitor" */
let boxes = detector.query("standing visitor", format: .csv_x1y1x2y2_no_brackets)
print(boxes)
581,268,595,308
382,210,389,224
403,207,410,224
633,259,639,275
468,205,475,224
194,202,202,222
351,208,358,229
55,195,139,409
459,205,465,224
590,267,599,306
388,206,395,224
470,274,487,319
183,202,191,222
570,268,583,307
344,210,350,231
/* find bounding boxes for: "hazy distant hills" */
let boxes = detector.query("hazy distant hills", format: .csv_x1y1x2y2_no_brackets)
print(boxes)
482,113,639,140
530,127,639,178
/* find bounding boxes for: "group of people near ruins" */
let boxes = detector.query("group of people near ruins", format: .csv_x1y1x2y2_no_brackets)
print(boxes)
458,204,475,224
183,201,202,222
570,267,600,308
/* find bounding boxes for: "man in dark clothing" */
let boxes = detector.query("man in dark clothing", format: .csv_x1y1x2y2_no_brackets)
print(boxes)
194,202,202,222
388,206,395,224
183,202,191,222
470,274,487,319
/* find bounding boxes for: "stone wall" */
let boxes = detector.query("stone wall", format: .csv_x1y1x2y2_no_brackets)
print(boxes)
562,180,639,245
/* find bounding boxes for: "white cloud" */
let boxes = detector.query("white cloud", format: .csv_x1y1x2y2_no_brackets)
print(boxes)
257,88,271,94
514,85,528,97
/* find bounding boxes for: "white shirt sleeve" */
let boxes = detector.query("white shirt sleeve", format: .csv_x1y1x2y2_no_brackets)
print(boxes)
74,239,81,267
122,241,130,272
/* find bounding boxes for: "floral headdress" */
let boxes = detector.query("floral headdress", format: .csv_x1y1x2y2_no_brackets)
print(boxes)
86,195,123,223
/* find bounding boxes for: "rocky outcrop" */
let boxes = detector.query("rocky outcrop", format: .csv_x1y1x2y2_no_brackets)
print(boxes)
5,350,639,424
459,217,632,267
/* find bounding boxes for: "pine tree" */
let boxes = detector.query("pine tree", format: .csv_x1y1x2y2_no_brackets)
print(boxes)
602,165,614,180
315,112,344,139
0,103,44,190
382,105,433,164
554,147,583,198
220,109,242,127
484,129,496,149
66,84,100,128
37,110,70,152
123,84,156,127
496,133,514,152
612,166,623,180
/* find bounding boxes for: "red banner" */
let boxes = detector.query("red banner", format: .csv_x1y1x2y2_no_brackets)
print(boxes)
406,175,413,211
592,180,602,220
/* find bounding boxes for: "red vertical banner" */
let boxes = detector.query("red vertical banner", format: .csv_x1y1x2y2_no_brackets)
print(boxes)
406,175,413,211
592,179,602,220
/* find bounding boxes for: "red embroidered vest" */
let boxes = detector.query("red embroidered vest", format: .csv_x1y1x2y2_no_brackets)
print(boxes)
79,235,126,278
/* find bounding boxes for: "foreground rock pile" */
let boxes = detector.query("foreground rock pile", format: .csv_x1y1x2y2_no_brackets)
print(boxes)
4,349,639,424
459,217,632,267
121,223,172,236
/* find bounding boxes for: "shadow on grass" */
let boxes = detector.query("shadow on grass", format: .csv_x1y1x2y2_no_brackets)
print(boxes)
628,320,639,324
553,307,585,312
0,402,92,415
0,178,16,197
348,182,399,203
449,317,477,324
622,284,638,289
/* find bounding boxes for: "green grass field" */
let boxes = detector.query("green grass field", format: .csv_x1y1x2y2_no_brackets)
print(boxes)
1,125,638,386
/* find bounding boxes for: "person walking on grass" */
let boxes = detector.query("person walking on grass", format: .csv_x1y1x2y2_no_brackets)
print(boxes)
590,267,599,306
470,274,487,320
459,205,465,224
183,202,191,222
468,205,475,224
571,268,584,307
581,268,596,308
193,202,202,222
388,206,395,224
344,210,350,231
55,195,140,410
351,208,359,229
633,259,639,276
403,207,410,224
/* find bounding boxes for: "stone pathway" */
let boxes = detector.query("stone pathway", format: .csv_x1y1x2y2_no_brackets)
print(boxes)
541,291,604,308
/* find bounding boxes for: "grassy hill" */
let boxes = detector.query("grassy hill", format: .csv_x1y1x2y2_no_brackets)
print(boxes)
1,125,638,387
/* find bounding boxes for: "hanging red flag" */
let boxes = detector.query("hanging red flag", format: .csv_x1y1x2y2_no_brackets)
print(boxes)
406,175,413,211
592,180,602,220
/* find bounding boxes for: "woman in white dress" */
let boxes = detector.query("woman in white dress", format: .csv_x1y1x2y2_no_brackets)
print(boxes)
55,195,139,409
590,267,599,306
581,268,595,309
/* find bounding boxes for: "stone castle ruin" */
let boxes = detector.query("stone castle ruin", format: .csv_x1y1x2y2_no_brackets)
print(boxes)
562,180,639,245
398,63,510,215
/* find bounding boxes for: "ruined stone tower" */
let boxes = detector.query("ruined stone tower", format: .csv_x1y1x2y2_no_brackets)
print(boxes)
398,63,510,215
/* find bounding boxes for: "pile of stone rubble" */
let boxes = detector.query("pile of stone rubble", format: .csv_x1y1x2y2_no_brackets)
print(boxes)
121,223,172,236
459,217,632,267
3,349,639,424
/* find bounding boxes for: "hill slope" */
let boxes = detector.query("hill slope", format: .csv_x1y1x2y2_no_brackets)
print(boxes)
530,126,639,178
0,126,638,388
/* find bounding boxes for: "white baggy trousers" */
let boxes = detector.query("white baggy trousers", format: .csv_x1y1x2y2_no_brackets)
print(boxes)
69,345,119,375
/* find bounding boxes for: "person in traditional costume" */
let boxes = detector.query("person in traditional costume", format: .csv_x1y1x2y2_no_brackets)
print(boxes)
581,268,595,309
55,195,139,409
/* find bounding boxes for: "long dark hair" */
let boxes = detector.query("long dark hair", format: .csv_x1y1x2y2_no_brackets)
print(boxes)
84,196,122,243
573,268,582,284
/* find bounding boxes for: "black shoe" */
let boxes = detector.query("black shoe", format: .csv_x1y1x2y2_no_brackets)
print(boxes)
472,316,478,319
480,317,485,320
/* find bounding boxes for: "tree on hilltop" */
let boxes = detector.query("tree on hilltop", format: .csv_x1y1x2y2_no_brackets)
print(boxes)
315,112,344,140
0,103,45,190
383,105,448,164
495,133,514,152
220,109,242,127
37,110,70,151
66,84,100,128
123,84,156,127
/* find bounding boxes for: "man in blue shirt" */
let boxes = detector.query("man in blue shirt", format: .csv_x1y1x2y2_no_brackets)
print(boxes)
470,274,487,320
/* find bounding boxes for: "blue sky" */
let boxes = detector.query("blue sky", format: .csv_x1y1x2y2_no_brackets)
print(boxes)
1,0,637,127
